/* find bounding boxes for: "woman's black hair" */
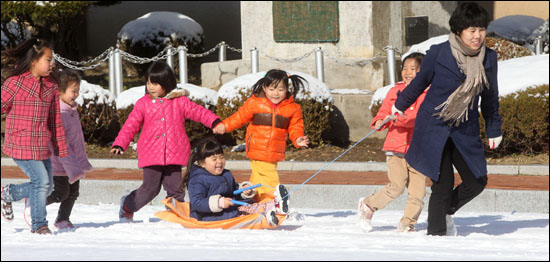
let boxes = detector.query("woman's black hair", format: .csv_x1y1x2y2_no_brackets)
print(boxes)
181,137,225,192
2,38,53,78
401,52,425,70
54,69,81,93
449,2,490,35
144,60,177,96
251,69,307,99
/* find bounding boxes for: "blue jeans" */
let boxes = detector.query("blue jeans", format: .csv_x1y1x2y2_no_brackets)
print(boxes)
5,159,53,231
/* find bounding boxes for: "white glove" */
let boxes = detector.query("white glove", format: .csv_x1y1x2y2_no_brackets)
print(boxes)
391,104,405,117
488,136,502,149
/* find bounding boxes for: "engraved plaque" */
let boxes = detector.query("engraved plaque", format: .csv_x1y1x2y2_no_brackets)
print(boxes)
405,16,429,46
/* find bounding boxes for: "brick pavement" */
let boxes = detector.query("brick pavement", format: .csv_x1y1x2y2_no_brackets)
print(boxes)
1,166,547,191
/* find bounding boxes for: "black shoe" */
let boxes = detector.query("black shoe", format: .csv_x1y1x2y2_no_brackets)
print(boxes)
274,184,289,214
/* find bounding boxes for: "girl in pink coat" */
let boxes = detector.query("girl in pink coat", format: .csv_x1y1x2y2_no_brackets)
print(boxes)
110,61,221,221
358,53,428,233
46,69,92,230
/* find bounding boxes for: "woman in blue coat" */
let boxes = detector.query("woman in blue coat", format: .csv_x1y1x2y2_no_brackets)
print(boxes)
393,2,502,236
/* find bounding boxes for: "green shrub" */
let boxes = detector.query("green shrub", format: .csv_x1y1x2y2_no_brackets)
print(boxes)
78,98,120,145
480,85,549,156
216,89,333,147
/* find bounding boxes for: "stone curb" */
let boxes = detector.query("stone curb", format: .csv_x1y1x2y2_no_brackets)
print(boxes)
1,178,547,213
2,158,548,176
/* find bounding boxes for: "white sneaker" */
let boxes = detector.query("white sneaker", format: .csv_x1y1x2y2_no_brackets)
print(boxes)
446,215,457,236
1,186,14,221
357,197,374,232
397,222,414,232
264,205,279,227
274,184,289,214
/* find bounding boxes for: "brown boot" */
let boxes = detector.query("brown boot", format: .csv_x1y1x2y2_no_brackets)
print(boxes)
31,225,52,235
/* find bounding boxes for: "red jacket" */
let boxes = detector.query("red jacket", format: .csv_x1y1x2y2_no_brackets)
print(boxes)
1,71,68,160
222,94,304,163
371,82,427,154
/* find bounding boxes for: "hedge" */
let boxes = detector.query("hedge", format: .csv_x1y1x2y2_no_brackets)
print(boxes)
480,85,549,156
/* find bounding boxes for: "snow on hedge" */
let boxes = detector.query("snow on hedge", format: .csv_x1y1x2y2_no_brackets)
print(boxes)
76,80,115,107
371,34,549,109
115,83,217,110
217,71,333,107
118,11,203,47
401,34,448,61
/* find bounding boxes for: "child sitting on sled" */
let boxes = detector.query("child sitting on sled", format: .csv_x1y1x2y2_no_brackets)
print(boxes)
182,137,289,226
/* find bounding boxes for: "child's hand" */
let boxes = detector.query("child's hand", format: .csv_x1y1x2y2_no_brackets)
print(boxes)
223,197,234,208
109,146,124,156
296,136,309,148
242,184,252,196
374,115,397,130
213,123,225,134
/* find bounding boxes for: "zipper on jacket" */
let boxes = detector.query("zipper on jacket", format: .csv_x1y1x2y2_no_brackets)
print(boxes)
247,133,253,153
269,107,276,161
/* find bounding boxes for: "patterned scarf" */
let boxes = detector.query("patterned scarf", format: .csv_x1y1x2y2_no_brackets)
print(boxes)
434,33,489,126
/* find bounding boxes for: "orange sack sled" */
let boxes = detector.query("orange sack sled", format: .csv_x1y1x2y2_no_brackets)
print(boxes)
155,197,286,230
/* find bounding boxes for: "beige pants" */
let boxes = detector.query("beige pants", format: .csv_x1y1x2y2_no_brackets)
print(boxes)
364,155,426,226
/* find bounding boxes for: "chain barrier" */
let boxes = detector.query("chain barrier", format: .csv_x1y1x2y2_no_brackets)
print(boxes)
325,51,384,67
259,49,316,63
53,41,401,71
118,45,173,64
225,43,242,53
186,42,222,58
53,50,113,71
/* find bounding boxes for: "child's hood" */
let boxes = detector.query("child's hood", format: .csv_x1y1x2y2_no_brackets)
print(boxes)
149,88,189,100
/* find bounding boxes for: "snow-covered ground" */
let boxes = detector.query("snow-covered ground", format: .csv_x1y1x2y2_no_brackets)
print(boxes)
1,202,548,261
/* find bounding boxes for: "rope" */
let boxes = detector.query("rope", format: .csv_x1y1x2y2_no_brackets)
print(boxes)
252,116,395,217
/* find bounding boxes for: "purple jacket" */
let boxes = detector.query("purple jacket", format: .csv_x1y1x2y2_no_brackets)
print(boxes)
113,89,220,168
49,100,92,180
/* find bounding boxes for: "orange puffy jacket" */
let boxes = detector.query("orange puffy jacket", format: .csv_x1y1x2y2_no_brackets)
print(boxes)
222,93,305,163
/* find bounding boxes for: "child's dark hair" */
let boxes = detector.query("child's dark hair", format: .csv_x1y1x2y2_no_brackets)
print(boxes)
144,61,177,96
54,69,82,93
449,2,490,35
2,38,53,78
401,52,425,70
181,137,225,192
251,69,307,99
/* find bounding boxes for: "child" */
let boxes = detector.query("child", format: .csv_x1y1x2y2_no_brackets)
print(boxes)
110,61,222,221
44,69,92,230
357,53,427,233
183,137,288,226
1,38,69,235
213,69,309,205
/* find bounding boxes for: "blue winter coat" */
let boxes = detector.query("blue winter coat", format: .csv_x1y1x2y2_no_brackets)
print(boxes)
188,165,249,221
394,41,502,182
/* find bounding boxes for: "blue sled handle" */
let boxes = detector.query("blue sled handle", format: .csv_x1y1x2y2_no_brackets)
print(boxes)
230,200,249,206
233,183,262,195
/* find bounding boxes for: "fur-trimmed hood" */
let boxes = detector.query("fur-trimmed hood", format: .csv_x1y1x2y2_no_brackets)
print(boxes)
149,88,190,100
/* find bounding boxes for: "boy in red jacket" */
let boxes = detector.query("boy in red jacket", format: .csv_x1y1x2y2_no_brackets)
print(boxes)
358,53,427,233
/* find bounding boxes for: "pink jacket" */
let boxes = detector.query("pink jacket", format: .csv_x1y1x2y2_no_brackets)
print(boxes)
49,101,92,181
370,82,427,154
113,89,220,168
